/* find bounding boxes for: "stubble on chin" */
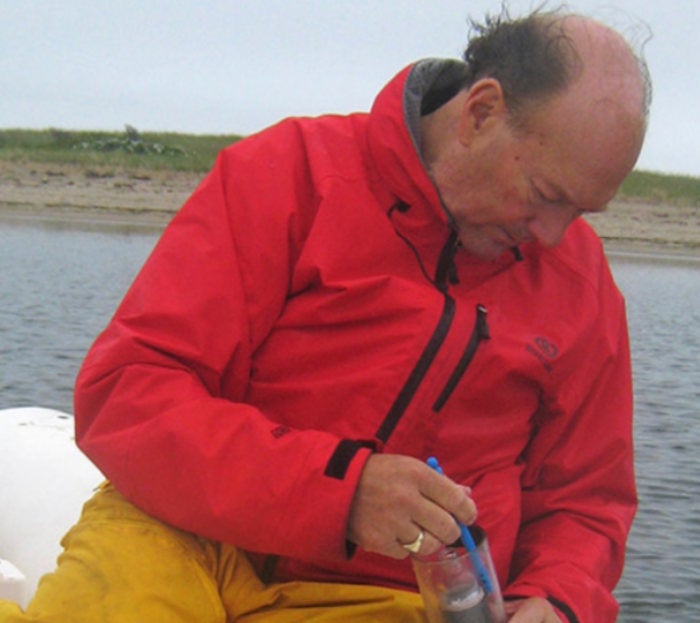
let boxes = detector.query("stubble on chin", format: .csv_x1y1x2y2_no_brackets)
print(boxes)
455,225,509,261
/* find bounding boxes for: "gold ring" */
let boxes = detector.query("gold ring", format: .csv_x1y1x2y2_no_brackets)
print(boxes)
401,529,425,554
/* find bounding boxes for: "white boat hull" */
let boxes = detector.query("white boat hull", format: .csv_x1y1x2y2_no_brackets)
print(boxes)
0,407,102,607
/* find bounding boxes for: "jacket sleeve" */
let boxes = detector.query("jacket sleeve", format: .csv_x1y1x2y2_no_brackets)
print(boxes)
73,133,372,562
503,268,637,623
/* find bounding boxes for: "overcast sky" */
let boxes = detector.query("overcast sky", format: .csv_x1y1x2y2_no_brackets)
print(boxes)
1,1,697,176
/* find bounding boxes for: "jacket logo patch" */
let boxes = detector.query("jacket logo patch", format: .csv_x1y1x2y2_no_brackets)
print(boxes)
525,336,558,373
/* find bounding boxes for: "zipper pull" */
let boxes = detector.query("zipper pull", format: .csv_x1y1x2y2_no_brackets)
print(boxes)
476,304,490,340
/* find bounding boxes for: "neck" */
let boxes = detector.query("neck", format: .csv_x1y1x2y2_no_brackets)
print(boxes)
420,90,468,169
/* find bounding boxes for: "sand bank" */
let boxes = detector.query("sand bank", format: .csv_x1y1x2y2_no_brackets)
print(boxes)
2,161,699,260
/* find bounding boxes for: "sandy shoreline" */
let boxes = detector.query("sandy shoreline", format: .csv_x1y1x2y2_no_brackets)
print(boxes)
2,161,699,261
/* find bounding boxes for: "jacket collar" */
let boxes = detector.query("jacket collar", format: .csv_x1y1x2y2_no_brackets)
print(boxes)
366,59,469,228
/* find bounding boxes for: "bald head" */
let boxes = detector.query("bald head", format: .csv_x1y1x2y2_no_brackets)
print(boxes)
527,16,649,190
462,9,651,127
557,15,648,125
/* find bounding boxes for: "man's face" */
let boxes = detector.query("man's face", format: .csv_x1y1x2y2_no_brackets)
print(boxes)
429,82,644,261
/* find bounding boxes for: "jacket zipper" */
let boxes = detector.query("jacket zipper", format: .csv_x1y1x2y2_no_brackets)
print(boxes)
432,304,490,412
376,224,490,443
434,229,460,290
375,294,456,443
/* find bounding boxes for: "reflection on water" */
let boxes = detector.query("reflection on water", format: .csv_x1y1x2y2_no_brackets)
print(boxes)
1,221,698,621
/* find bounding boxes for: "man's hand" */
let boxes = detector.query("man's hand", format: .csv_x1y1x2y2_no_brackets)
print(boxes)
505,598,565,622
346,453,477,559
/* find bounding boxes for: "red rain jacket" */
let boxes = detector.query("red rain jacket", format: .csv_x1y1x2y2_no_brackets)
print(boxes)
75,60,636,623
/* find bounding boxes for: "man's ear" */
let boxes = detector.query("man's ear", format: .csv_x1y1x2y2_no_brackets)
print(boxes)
457,79,507,144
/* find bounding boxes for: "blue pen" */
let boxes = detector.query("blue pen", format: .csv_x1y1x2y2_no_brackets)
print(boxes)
427,456,494,595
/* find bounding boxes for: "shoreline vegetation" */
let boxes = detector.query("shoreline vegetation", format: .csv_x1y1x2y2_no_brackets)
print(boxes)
1,127,699,260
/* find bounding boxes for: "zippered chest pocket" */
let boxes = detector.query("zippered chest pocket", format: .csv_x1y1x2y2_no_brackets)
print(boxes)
432,303,490,411
374,298,490,444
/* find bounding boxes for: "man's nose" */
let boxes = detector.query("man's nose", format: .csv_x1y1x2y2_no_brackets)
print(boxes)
527,203,581,247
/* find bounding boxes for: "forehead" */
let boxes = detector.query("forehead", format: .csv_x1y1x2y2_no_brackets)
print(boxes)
517,15,647,210
520,87,645,211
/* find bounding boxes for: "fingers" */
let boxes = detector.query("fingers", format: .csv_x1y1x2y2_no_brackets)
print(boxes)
418,470,478,529
387,458,474,547
347,453,478,559
505,597,564,622
409,465,477,549
395,524,445,559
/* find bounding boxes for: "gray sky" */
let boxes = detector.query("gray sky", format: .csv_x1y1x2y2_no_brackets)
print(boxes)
2,1,697,176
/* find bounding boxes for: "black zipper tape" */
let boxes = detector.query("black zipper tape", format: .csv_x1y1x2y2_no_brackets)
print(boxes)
432,304,490,412
434,229,460,291
375,295,456,443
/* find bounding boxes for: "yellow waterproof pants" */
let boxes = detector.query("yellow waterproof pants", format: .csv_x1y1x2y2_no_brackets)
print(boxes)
0,483,425,622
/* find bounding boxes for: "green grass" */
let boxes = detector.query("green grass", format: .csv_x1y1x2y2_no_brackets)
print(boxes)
0,127,242,173
1,127,699,206
618,170,700,206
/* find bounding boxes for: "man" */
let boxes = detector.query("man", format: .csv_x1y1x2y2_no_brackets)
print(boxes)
0,7,649,623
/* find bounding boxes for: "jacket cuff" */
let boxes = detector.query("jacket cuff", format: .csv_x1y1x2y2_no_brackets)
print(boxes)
323,439,375,559
324,439,376,480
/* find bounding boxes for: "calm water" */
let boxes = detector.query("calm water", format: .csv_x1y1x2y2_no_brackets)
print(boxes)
1,220,698,621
